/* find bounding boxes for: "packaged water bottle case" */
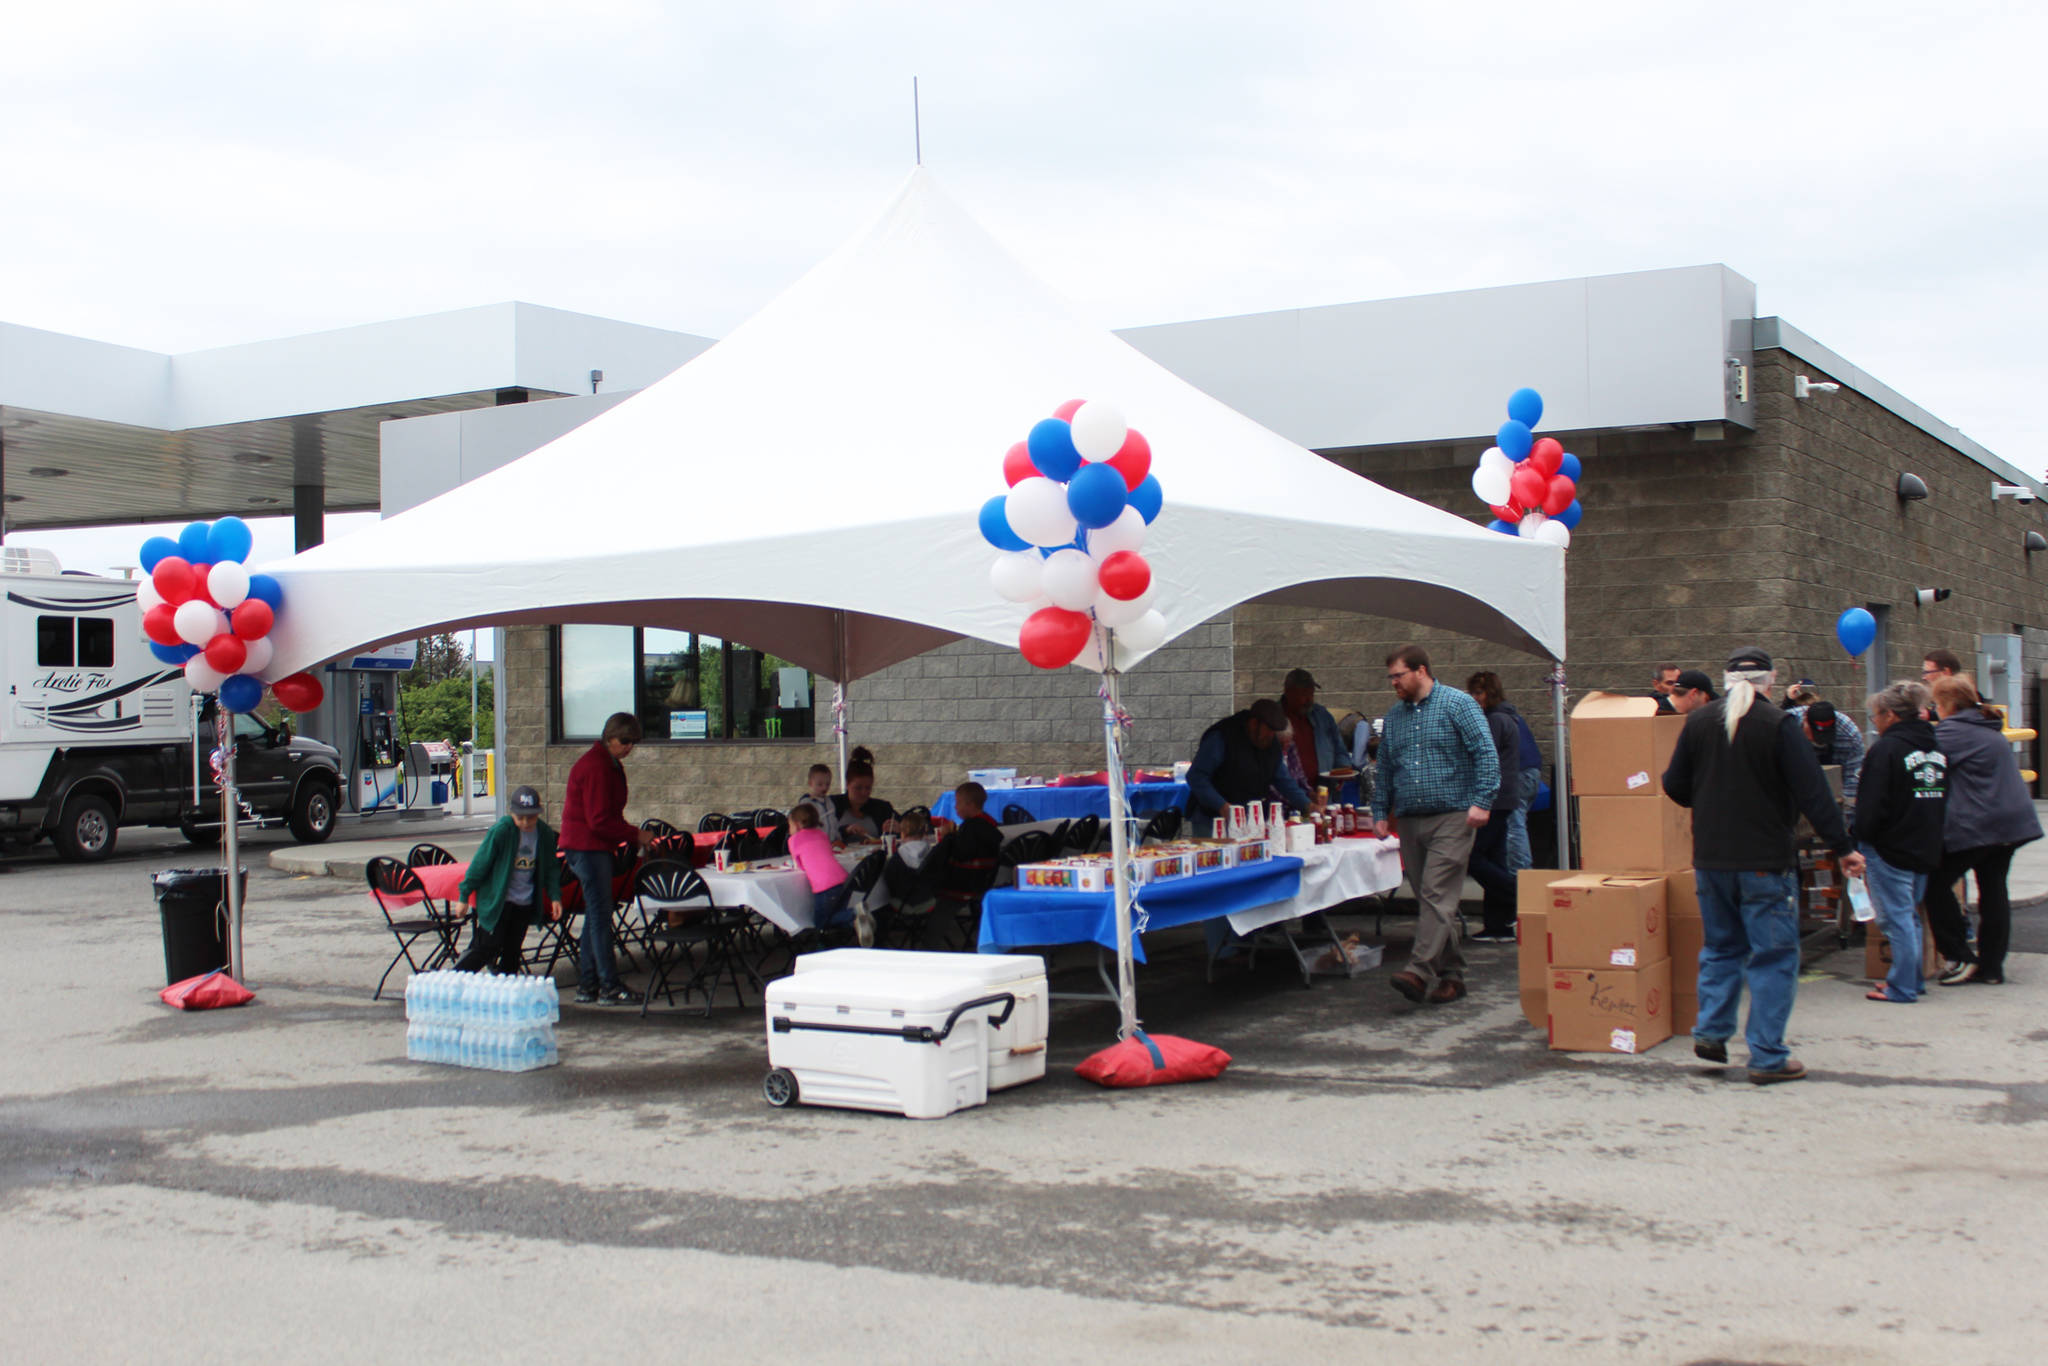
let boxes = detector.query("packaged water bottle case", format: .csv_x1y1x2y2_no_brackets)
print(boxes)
403,970,560,1071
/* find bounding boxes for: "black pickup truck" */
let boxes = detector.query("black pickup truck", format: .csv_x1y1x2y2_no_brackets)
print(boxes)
0,712,342,861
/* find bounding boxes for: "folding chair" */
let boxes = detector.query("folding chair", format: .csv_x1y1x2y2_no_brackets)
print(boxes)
1065,813,1102,854
1002,802,1034,825
1139,809,1182,844
640,817,681,840
697,812,731,833
754,809,791,858
406,842,457,867
525,849,580,978
1003,829,1057,865
366,856,460,1000
635,860,757,1016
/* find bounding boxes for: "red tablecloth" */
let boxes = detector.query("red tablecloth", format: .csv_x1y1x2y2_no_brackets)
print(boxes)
685,826,775,867
372,861,472,911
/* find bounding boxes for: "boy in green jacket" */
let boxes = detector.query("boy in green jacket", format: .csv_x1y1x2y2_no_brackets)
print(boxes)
454,786,564,974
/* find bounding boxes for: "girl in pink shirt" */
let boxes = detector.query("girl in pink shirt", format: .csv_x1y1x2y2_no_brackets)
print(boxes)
788,803,852,930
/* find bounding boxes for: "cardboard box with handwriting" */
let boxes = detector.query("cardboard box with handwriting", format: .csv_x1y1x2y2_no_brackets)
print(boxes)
1547,959,1673,1053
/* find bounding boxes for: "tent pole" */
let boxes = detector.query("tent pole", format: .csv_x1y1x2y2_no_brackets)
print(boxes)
1101,646,1138,1039
220,708,245,982
834,611,850,780
1552,660,1573,870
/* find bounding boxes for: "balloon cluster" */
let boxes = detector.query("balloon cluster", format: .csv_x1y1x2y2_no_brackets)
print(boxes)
135,518,325,714
978,400,1169,670
1469,388,1583,548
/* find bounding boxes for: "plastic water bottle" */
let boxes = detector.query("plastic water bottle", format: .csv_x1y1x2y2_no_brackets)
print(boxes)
1846,875,1875,923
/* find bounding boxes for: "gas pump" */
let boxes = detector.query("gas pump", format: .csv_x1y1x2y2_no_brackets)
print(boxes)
312,642,418,814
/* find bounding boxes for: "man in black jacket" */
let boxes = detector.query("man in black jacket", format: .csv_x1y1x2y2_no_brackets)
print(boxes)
1186,698,1315,828
1662,648,1864,1084
1852,681,1945,1003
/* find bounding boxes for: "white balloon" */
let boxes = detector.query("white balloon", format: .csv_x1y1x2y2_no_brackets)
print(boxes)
989,550,1043,603
1093,585,1155,628
207,560,250,609
174,599,225,647
240,635,275,678
1085,505,1147,558
1517,510,1547,537
1041,548,1101,611
1069,401,1127,462
1116,609,1169,655
135,578,162,612
1533,520,1572,548
1006,477,1078,548
1479,446,1513,477
1471,463,1511,506
185,656,227,693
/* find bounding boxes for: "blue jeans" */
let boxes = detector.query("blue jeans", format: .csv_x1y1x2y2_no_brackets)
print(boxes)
1859,845,1928,1002
565,848,622,992
1505,767,1541,872
1693,869,1800,1071
812,881,853,930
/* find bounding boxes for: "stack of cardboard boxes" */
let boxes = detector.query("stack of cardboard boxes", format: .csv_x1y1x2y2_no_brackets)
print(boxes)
1516,694,1699,1052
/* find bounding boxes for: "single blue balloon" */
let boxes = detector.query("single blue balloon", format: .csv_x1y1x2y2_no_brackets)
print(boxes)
138,536,180,572
978,495,1029,552
246,573,284,609
219,673,265,713
149,641,199,665
1485,518,1517,535
1496,420,1533,462
1837,607,1877,658
177,521,213,564
1128,474,1164,525
1558,452,1582,483
1555,499,1583,530
207,515,254,564
1066,463,1128,530
1026,418,1083,483
1506,388,1544,429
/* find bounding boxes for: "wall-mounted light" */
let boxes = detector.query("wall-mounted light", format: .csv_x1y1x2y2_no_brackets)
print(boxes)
1897,473,1929,502
1794,376,1841,399
2026,531,2047,553
1915,587,1953,607
1992,481,2037,503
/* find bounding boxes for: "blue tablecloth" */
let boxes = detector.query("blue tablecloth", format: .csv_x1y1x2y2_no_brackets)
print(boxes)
978,855,1304,957
934,781,1188,823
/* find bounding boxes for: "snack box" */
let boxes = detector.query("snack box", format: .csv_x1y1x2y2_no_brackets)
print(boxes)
1130,850,1192,884
1183,842,1235,873
1015,857,1113,892
1233,838,1273,865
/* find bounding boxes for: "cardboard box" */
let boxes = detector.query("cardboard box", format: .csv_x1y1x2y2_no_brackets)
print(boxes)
1578,795,1692,873
1547,959,1673,1053
1669,910,1702,995
1545,874,1668,969
1665,871,1699,920
1864,905,1943,980
1517,908,1550,1028
1672,990,1698,1036
1517,868,1564,918
1570,692,1686,797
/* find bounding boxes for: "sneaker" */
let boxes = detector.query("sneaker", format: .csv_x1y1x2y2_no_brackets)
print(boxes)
1694,1038,1728,1064
1748,1058,1808,1085
854,907,876,948
1940,960,1980,986
599,985,644,1006
1469,930,1516,944
574,988,599,1005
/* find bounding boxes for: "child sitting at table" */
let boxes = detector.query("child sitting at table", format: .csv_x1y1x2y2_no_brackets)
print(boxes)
454,785,563,974
788,802,856,939
926,782,1005,906
793,762,842,843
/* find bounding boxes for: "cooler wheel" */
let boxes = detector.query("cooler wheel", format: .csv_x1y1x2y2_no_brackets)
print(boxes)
763,1067,800,1108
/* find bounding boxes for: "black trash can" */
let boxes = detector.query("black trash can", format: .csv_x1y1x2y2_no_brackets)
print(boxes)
154,867,245,986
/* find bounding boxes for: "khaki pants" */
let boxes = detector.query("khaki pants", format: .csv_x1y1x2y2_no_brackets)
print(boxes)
1396,809,1473,989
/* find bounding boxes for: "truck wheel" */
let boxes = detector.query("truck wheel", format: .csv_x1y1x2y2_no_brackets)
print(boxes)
180,819,223,847
288,781,336,843
54,794,117,862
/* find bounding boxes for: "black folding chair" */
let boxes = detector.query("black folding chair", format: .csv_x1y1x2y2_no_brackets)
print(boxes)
1002,803,1034,825
697,812,730,833
525,849,580,978
1004,829,1057,865
899,804,931,823
635,860,756,1016
640,817,681,840
406,842,457,867
1065,813,1102,854
1139,809,1183,844
754,808,791,858
366,856,460,1000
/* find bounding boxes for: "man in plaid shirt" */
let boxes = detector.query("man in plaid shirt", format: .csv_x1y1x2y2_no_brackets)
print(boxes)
1371,644,1500,1004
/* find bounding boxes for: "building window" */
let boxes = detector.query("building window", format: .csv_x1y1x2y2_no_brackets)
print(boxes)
553,626,817,742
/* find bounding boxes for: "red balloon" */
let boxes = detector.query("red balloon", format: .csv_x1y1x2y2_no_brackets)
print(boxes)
1508,464,1547,511
1526,437,1564,478
1002,441,1036,486
272,672,325,713
1106,428,1152,492
1542,474,1578,517
1488,502,1519,524
1018,606,1093,670
203,632,247,676
1053,399,1086,421
230,598,274,640
142,604,182,647
1096,550,1152,601
152,557,197,605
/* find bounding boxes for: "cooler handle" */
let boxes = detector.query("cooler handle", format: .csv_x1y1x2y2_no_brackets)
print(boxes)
771,991,1016,1045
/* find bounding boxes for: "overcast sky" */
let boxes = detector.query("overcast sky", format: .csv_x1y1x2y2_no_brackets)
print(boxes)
8,0,2046,588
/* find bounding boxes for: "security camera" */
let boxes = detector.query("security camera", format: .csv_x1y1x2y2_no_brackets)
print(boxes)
1992,482,2037,503
1794,376,1841,399
1915,587,1952,607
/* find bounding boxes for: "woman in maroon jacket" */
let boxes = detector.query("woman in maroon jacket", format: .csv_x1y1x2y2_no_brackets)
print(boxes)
560,712,654,1005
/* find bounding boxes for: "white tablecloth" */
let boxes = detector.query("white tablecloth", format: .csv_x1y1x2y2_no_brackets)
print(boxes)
1224,838,1404,935
694,851,879,935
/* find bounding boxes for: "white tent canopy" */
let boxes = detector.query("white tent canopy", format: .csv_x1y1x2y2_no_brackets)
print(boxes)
262,170,1564,682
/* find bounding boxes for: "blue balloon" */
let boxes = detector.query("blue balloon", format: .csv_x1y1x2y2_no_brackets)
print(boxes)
246,573,284,609
219,673,265,714
1128,474,1164,525
138,536,180,572
1506,388,1544,429
1558,452,1582,483
1555,499,1583,530
1496,421,1533,462
1026,418,1082,482
149,641,199,665
978,495,1029,552
207,515,254,564
177,521,213,564
1485,518,1518,535
1837,607,1877,658
1066,463,1128,530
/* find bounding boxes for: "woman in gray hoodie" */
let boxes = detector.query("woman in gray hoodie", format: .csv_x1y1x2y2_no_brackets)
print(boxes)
1924,676,2042,985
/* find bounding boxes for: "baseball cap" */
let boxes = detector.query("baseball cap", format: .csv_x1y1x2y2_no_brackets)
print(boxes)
1248,698,1290,731
1725,646,1773,672
1806,700,1838,733
1283,668,1318,691
510,785,542,814
1674,669,1717,697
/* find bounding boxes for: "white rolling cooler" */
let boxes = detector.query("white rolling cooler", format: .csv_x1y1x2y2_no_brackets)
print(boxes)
763,969,1021,1119
790,949,1049,1090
